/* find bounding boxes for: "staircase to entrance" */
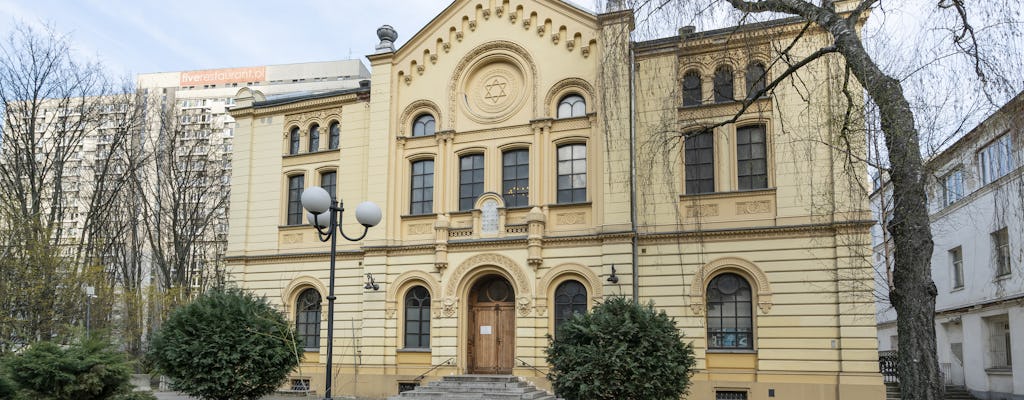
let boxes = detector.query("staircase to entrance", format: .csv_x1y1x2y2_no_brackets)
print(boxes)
885,383,977,400
389,375,557,400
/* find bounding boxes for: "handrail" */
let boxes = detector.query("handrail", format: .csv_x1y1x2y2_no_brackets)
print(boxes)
515,357,548,377
415,357,455,382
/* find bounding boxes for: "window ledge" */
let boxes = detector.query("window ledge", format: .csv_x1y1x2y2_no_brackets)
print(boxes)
994,273,1012,282
302,348,319,353
985,367,1012,375
279,224,308,230
706,348,757,354
680,188,776,201
397,348,432,353
950,286,965,293
548,201,592,209
401,213,437,220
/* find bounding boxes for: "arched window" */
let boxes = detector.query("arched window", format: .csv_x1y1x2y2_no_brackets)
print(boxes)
745,62,767,99
404,286,431,349
288,127,300,155
682,70,702,107
296,288,321,350
706,273,753,349
328,121,340,150
554,280,588,333
308,124,320,152
713,65,734,103
557,94,586,118
412,114,436,137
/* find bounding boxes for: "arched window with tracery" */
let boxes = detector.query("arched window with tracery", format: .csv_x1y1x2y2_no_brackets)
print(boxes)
412,114,436,137
308,124,320,152
288,127,300,155
328,121,340,149
404,286,431,349
713,65,734,103
554,280,588,333
745,62,767,99
557,94,586,118
706,273,753,349
295,288,321,350
682,70,702,106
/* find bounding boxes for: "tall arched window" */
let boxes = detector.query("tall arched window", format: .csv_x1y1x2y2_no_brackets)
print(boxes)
745,62,767,99
404,286,431,349
557,94,586,118
296,288,321,350
328,121,340,149
682,70,702,107
713,65,734,103
706,273,753,349
412,114,436,137
308,124,320,152
288,127,300,155
554,280,588,333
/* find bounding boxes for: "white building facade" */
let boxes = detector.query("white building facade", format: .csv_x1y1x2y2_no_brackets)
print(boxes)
873,92,1023,399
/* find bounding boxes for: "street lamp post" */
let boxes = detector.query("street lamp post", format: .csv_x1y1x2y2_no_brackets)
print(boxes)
300,186,381,400
85,286,96,337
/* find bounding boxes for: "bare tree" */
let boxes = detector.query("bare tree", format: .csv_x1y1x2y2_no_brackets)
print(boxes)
134,97,229,324
0,22,116,350
610,1,1023,399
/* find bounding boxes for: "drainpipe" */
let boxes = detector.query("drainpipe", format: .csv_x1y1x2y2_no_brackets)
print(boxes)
629,42,639,302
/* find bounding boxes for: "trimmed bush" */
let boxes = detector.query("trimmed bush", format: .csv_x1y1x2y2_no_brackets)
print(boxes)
148,288,300,400
546,296,696,400
3,338,134,400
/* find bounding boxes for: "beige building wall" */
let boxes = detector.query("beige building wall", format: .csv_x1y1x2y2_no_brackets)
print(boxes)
227,1,882,399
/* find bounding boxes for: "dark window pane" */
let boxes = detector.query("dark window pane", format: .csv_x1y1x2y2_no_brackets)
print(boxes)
736,125,767,190
556,144,586,203
554,280,588,335
683,70,702,106
410,160,434,214
685,130,715,194
329,122,340,149
714,66,734,103
287,175,304,225
404,286,431,349
308,124,320,152
295,289,321,350
745,62,767,99
459,154,484,211
706,273,753,350
289,127,300,155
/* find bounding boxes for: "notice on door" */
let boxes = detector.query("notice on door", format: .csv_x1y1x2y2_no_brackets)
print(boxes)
480,325,492,335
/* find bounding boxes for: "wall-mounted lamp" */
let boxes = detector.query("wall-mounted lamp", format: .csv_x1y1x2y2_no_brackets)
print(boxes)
364,273,379,291
607,265,619,284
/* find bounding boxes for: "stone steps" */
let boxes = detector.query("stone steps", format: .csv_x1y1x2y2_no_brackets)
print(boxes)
390,375,557,400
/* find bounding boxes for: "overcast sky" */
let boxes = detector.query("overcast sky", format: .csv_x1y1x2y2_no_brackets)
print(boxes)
0,0,594,76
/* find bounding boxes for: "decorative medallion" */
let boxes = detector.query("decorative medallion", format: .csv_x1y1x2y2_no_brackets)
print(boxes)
461,58,528,124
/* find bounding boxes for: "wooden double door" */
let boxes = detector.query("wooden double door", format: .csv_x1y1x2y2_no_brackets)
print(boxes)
467,275,515,374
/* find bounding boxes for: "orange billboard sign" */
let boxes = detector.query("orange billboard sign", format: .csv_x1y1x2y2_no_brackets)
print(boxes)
179,66,266,86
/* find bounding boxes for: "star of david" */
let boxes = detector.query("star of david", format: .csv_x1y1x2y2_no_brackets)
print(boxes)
484,78,508,104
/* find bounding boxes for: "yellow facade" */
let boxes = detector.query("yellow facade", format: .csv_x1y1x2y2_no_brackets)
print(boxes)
227,1,882,399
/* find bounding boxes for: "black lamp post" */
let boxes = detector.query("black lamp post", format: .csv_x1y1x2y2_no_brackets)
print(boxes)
300,186,382,400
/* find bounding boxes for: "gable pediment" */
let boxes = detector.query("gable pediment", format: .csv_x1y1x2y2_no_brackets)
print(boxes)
393,0,599,85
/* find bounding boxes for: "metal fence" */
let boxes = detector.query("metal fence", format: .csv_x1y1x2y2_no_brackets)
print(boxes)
879,350,899,383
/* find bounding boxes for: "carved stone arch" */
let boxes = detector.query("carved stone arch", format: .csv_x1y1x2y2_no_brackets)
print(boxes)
283,122,301,138
445,254,533,317
473,191,505,209
386,270,440,319
447,253,531,298
400,99,442,137
537,263,604,308
543,77,595,118
449,40,540,129
281,275,328,315
689,257,772,315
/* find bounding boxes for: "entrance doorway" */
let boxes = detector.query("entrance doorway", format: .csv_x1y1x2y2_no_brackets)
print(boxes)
467,275,515,374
